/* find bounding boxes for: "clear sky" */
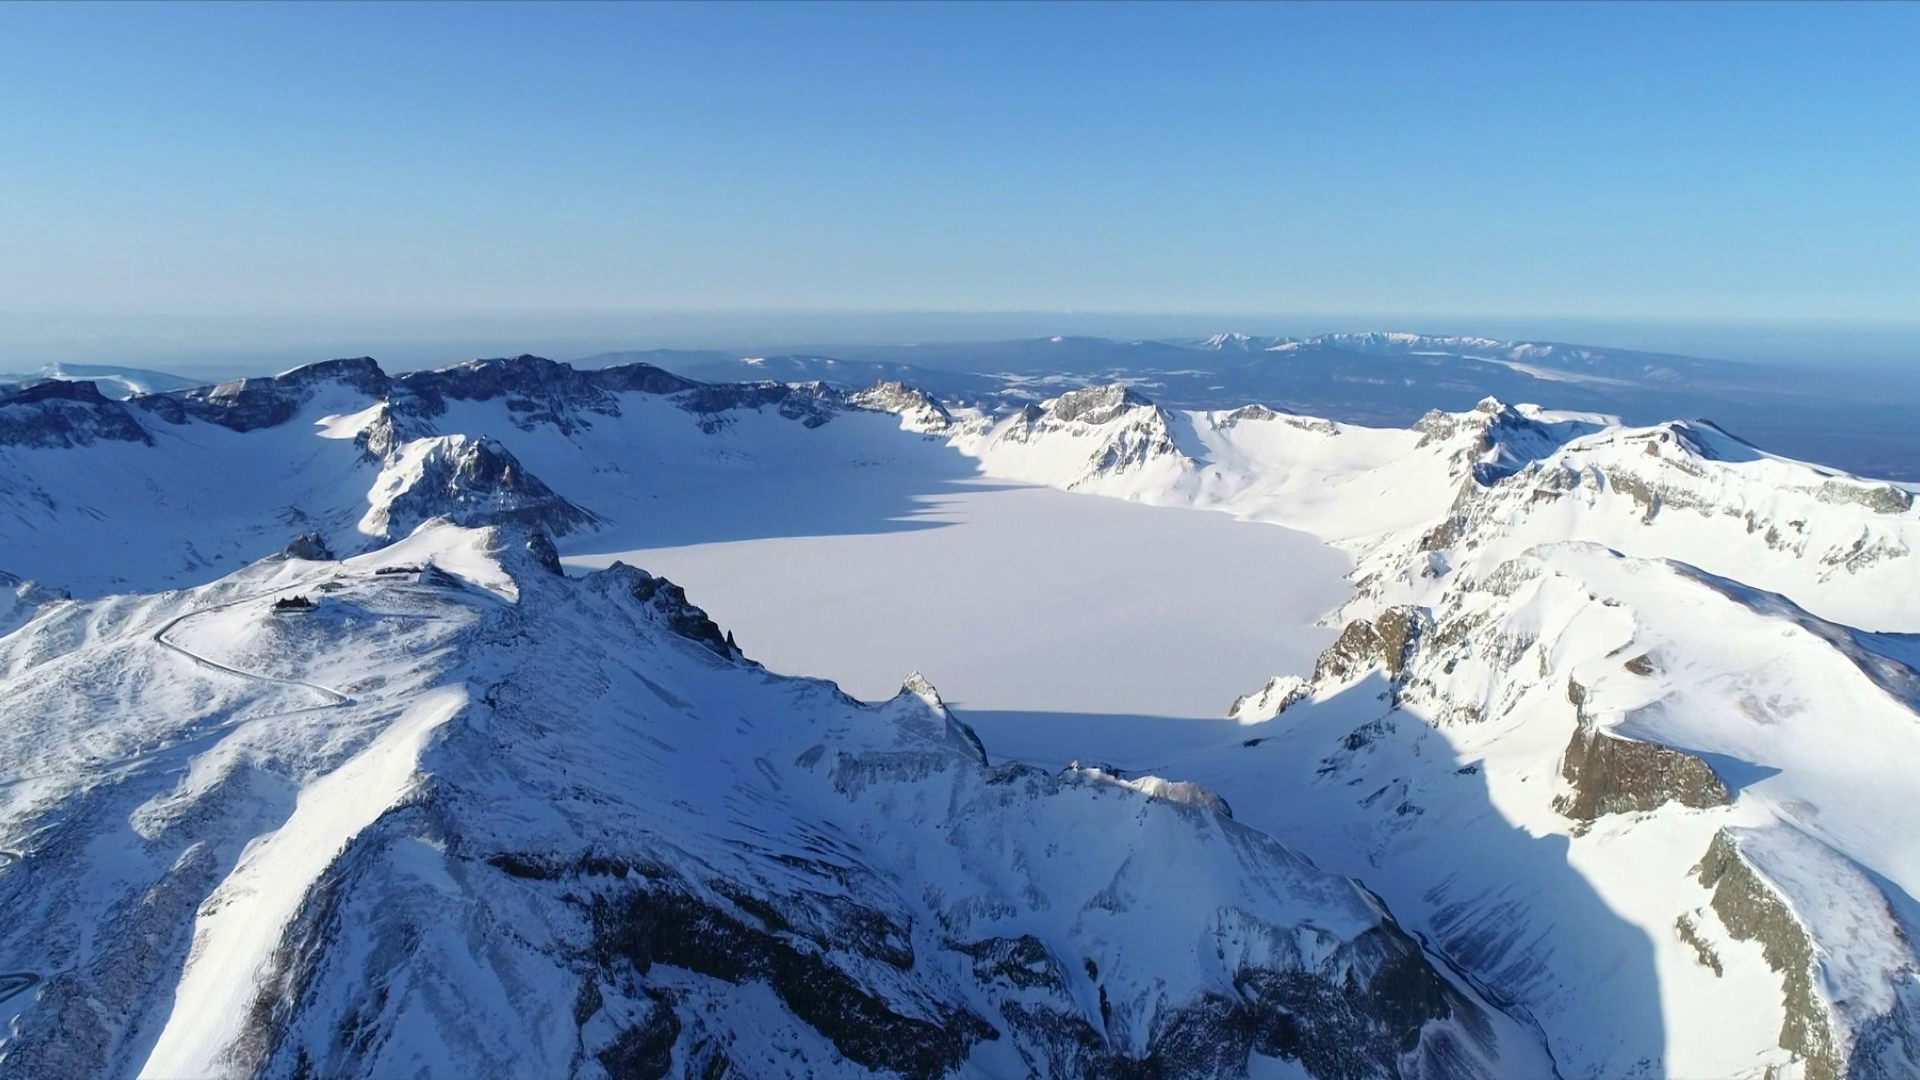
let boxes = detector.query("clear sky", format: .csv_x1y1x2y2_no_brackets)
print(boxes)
1,0,1916,330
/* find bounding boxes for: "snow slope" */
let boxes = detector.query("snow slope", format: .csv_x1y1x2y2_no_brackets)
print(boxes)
943,385,1920,1079
950,391,1920,632
0,523,1552,1079
7,352,1920,1079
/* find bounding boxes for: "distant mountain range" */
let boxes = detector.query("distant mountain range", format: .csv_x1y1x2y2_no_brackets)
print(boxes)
577,331,1920,480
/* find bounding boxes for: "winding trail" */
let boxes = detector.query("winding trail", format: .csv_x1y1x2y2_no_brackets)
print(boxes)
2,576,459,1019
1,585,359,1014
0,851,38,1007
150,580,355,708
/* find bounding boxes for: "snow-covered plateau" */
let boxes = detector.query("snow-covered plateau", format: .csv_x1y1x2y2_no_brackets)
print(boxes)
2,354,1918,1079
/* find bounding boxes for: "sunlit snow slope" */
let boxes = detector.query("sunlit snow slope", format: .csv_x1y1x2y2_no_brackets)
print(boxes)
5,353,1920,1079
942,384,1920,1080
0,523,1548,1080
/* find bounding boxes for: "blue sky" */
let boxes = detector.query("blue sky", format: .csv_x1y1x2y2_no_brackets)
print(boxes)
1,1,1916,327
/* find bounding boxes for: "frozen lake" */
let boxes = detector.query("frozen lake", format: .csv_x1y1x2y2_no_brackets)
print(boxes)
564,475,1349,767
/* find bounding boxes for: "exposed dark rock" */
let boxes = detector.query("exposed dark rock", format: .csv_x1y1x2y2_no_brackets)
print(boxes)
986,919,1498,1080
1555,682,1731,821
1313,607,1427,685
1696,830,1839,1080
395,355,630,434
1674,915,1724,977
1048,384,1155,425
956,935,1067,992
522,530,564,576
606,564,737,659
590,885,996,1077
280,533,335,561
595,992,680,1080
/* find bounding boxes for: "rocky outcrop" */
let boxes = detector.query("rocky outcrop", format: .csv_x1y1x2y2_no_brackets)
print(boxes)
849,380,953,431
1554,681,1731,822
0,380,151,448
278,533,335,562
1313,607,1427,685
1047,384,1156,426
392,355,694,434
1695,830,1839,1080
585,877,996,1078
367,436,601,543
595,562,740,660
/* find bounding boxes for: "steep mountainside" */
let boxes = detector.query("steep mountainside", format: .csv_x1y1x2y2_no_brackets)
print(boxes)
0,523,1550,1080
951,384,1920,1079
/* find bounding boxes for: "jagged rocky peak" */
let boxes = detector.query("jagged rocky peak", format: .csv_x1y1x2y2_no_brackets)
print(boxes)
0,378,152,448
589,559,740,659
848,380,953,429
364,434,601,543
1410,397,1605,486
1045,382,1157,425
879,671,989,765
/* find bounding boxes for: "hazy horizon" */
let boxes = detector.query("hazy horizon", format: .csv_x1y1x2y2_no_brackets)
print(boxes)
5,308,1919,380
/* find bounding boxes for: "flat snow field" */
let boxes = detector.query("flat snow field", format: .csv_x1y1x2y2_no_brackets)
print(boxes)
564,478,1348,767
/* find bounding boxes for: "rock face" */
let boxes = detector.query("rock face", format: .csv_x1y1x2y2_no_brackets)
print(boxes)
1047,384,1156,426
1554,681,1732,822
975,383,1190,490
849,380,953,431
363,435,601,543
1695,830,1838,1080
1313,607,1427,685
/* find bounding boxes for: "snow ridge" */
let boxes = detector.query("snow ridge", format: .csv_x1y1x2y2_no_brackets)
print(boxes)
0,523,1550,1079
952,382,1920,1078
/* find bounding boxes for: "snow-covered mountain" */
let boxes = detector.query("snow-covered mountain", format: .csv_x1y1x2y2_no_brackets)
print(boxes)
0,356,941,597
0,521,1550,1079
947,384,1920,1079
6,350,1920,1079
